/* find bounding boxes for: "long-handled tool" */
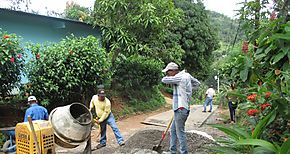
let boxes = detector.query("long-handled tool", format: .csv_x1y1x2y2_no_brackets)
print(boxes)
93,118,101,138
153,116,174,153
28,116,41,154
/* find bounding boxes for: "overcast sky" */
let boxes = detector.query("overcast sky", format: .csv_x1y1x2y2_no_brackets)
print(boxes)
203,0,244,18
1,0,244,18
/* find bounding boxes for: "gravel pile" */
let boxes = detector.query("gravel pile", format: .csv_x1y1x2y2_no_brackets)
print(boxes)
94,129,217,154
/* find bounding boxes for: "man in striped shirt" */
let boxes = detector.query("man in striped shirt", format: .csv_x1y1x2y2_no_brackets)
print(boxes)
161,62,200,154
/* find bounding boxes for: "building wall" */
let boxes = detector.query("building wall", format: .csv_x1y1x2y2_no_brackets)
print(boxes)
0,8,101,44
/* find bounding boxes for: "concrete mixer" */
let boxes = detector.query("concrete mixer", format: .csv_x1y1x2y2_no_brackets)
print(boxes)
14,103,93,154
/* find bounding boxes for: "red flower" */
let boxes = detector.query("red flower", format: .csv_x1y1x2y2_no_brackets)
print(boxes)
247,109,259,116
242,41,249,53
247,94,257,102
260,103,271,111
3,35,10,39
10,57,15,62
265,92,272,99
270,11,276,20
36,53,40,59
17,53,22,59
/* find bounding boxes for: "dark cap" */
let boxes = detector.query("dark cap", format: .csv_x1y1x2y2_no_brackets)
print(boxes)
98,90,106,96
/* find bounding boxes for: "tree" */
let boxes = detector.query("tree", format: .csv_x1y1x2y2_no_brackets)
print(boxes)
63,1,92,22
171,0,219,79
92,0,184,64
0,29,25,97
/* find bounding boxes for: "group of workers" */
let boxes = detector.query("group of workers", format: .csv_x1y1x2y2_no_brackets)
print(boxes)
3,62,227,154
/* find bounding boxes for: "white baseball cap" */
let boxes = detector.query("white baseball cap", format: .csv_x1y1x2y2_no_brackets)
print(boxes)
162,62,179,72
28,96,37,102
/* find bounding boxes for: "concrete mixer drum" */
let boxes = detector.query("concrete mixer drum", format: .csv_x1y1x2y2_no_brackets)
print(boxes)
49,103,92,148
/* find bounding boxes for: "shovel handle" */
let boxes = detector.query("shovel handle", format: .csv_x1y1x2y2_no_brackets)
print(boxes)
28,116,41,154
158,116,174,145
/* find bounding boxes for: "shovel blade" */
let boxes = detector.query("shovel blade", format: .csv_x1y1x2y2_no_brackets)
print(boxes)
152,145,162,153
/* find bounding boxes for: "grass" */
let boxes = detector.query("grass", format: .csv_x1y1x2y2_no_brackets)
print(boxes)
111,88,166,120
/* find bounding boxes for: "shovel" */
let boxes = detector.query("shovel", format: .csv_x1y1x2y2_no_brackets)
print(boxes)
27,116,41,154
153,116,173,153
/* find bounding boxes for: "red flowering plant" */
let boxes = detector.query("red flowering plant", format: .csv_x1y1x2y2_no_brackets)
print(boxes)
0,29,25,97
210,2,290,153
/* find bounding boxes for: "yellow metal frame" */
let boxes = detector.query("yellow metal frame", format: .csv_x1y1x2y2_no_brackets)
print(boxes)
15,120,55,154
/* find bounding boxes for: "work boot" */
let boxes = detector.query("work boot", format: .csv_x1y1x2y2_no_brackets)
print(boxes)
119,141,125,146
96,144,106,149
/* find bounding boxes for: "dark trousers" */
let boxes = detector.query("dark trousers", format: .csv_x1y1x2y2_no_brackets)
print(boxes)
228,101,236,122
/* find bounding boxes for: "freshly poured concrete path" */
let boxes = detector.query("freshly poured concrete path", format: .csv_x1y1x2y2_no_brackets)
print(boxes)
141,105,218,129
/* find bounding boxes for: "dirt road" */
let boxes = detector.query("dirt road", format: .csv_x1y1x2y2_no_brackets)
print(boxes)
90,105,171,148
90,96,226,149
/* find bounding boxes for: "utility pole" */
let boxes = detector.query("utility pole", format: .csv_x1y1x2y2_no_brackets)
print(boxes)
217,71,220,93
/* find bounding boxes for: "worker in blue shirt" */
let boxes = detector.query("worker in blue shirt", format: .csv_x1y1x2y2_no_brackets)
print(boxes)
24,96,48,122
1,96,48,153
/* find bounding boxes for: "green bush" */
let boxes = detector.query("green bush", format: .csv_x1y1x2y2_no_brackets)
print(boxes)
26,35,111,106
129,88,165,112
159,84,173,95
112,87,165,119
112,55,163,100
0,29,25,97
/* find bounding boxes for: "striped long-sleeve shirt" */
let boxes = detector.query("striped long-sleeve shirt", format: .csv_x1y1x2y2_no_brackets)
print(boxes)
162,70,200,111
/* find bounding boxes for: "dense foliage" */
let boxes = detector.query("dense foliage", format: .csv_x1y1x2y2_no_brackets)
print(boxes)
112,55,163,100
26,35,110,107
63,1,92,22
171,0,219,79
211,0,290,153
208,11,244,45
92,0,184,64
0,29,25,97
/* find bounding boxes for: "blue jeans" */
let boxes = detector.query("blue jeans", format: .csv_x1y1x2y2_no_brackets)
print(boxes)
170,108,189,154
203,97,213,111
99,113,124,145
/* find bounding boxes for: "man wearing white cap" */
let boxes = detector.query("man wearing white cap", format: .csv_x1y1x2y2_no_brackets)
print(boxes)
24,96,48,122
161,62,200,154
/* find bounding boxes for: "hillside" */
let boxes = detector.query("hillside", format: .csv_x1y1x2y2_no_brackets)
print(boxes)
207,10,244,45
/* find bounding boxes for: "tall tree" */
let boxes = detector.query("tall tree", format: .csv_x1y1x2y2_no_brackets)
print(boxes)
92,0,184,64
171,0,219,79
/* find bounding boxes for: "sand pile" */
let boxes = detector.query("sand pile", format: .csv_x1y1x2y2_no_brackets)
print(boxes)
94,129,217,154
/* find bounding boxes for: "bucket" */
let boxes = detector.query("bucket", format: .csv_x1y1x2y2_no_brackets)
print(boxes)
49,103,92,148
